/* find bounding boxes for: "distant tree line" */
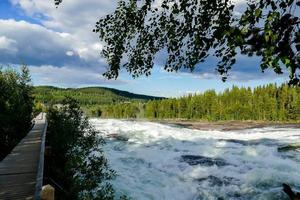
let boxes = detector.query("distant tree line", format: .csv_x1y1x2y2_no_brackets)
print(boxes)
33,86,162,106
33,86,163,116
0,66,34,160
99,84,300,121
33,86,162,116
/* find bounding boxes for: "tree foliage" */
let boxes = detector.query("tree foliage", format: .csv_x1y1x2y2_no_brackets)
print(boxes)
0,66,33,160
56,0,300,84
101,84,300,121
46,97,116,199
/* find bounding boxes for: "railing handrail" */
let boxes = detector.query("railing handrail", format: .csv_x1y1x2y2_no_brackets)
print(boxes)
34,113,48,200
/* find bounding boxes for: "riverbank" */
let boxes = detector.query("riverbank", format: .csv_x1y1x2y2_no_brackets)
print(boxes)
152,119,300,131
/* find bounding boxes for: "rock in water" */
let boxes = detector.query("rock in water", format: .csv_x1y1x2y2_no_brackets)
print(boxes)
180,155,228,166
283,183,300,200
278,144,300,152
196,175,235,186
107,133,129,141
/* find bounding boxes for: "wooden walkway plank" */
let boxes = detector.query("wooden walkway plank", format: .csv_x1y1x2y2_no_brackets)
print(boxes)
0,113,47,200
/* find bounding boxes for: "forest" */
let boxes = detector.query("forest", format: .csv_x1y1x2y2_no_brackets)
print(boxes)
33,86,163,105
99,84,300,121
33,86,163,115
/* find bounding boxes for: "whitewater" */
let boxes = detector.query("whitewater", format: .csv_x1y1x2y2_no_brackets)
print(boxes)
90,119,300,200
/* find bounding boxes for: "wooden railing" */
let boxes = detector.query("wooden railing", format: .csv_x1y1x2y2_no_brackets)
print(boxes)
35,113,48,200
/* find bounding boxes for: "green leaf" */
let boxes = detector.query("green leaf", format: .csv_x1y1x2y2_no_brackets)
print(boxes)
267,15,273,21
265,34,270,42
284,58,291,65
255,8,262,17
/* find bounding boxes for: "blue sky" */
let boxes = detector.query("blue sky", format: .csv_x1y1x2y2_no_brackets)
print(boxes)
0,0,288,97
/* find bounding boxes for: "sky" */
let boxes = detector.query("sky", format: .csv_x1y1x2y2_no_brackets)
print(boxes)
0,0,289,97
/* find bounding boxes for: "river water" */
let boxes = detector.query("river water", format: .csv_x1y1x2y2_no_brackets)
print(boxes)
90,119,300,200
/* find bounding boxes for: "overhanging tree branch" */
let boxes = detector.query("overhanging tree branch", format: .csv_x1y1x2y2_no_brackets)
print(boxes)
55,0,300,85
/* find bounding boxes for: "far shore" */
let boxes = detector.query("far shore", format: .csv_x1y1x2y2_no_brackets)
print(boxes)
95,117,300,131
149,119,300,131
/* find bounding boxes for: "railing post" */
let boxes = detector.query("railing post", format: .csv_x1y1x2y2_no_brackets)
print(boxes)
41,185,55,200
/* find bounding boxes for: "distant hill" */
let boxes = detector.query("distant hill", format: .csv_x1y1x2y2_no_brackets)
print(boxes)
33,86,164,106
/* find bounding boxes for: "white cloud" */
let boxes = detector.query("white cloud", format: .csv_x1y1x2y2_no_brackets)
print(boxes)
0,19,106,69
66,51,74,56
0,36,18,53
10,0,117,42
1,1,122,87
7,0,117,68
232,0,247,4
29,65,126,87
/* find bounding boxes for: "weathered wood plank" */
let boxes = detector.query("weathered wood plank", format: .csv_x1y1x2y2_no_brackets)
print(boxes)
0,113,47,200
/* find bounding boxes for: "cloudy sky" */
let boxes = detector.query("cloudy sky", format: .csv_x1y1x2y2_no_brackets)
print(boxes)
0,0,288,97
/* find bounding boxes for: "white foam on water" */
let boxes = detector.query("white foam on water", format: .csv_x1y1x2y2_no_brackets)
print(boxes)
90,119,300,200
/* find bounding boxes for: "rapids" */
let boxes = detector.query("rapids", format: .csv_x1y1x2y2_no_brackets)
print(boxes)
90,119,300,200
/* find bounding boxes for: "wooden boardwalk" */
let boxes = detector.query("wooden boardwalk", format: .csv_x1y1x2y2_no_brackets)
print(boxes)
0,113,47,200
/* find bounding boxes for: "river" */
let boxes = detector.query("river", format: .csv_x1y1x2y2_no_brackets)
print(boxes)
90,119,300,200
